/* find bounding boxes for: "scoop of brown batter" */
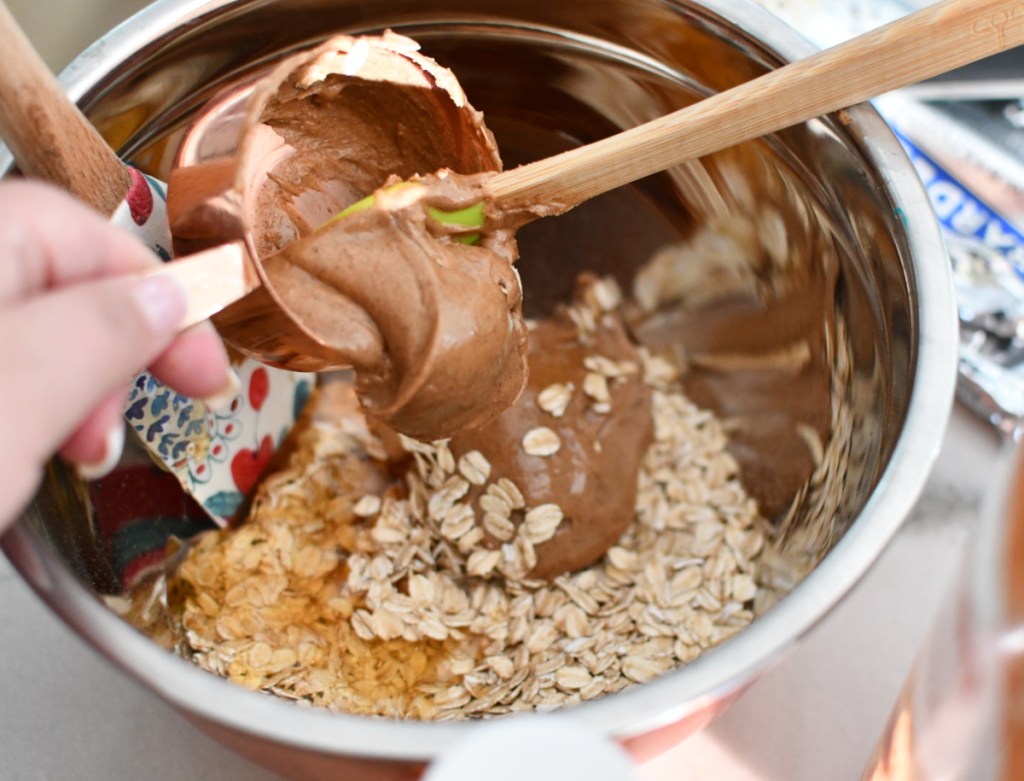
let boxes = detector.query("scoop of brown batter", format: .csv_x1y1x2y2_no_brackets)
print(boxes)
168,32,528,440
269,175,529,440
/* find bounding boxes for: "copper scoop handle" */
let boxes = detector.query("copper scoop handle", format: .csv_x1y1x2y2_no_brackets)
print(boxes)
142,241,258,330
0,1,131,215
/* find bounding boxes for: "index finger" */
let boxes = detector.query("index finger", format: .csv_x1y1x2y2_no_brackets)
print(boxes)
0,179,157,304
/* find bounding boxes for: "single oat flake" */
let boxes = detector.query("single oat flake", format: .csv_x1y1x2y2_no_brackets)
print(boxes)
537,383,574,418
522,427,562,456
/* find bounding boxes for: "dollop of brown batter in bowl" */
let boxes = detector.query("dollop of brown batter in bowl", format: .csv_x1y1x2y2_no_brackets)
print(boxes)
449,293,654,579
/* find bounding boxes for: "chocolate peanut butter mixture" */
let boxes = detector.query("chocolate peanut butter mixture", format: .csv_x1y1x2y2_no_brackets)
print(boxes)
119,33,843,718
447,299,653,580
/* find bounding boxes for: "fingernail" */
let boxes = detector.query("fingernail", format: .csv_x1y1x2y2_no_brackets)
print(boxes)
133,273,188,334
75,421,126,481
201,367,241,411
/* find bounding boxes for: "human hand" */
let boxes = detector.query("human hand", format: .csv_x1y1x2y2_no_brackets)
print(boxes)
0,180,233,531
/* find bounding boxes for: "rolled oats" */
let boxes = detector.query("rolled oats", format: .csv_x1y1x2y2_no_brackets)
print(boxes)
458,451,491,485
440,504,476,541
483,512,517,542
522,427,562,457
555,666,593,690
479,492,512,518
353,495,381,517
121,271,813,722
537,383,574,418
583,355,637,380
590,277,623,312
582,372,611,404
494,478,526,511
466,549,502,577
622,655,670,684
523,504,564,544
486,655,516,680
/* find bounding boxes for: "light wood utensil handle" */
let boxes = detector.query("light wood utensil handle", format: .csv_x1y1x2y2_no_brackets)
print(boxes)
490,0,1024,212
0,1,131,215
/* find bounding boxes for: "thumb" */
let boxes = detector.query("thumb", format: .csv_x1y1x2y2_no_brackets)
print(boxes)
0,272,187,470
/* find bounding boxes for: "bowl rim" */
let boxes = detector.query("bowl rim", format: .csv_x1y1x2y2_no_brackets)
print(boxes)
1,0,958,761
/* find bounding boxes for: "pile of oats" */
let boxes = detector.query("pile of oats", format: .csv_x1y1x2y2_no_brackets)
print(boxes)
117,274,812,721
122,377,798,719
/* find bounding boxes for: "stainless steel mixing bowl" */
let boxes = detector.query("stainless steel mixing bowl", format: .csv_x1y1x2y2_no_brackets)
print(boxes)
0,0,958,778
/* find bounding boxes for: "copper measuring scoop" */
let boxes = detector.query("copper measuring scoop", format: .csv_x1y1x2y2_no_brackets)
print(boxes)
167,33,505,369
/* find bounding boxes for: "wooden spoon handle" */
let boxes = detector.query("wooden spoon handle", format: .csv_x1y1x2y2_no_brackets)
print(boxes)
0,1,131,215
490,0,1024,212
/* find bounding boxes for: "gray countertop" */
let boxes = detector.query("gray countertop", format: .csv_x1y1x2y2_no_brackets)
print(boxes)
0,404,1004,780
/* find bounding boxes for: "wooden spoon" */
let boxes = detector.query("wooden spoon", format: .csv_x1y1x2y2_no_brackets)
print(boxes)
0,2,130,214
3,0,1022,333
488,0,1024,214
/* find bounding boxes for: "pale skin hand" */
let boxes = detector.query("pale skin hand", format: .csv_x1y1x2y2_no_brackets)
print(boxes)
0,180,232,532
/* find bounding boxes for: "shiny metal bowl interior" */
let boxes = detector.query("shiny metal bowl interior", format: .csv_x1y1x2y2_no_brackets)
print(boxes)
0,0,957,777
